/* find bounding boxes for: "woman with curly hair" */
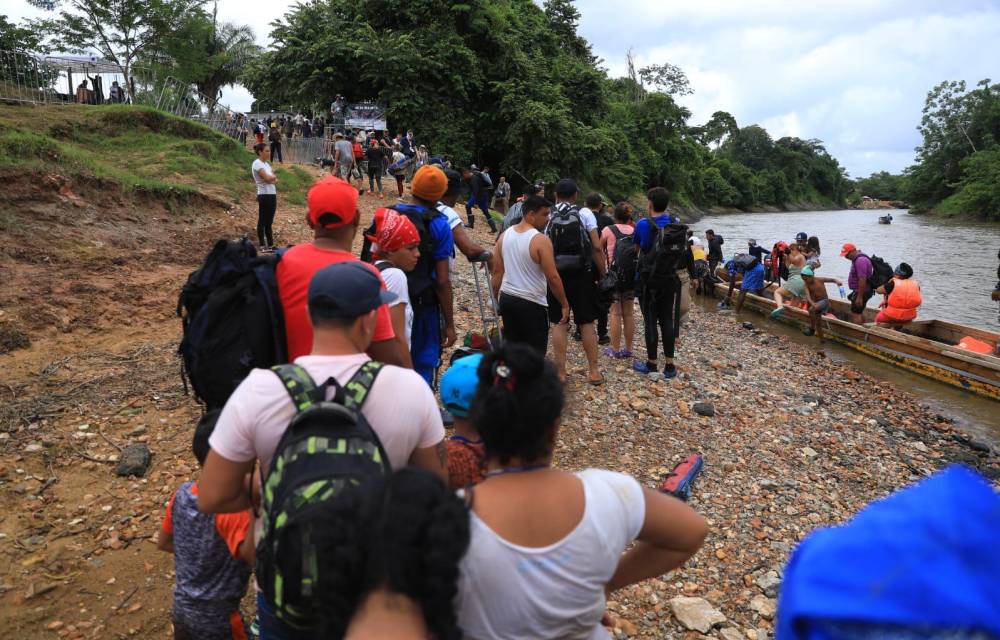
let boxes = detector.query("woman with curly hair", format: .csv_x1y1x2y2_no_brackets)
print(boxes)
457,343,707,639
289,467,470,640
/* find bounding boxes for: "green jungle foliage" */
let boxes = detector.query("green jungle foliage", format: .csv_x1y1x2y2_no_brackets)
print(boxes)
903,79,1000,220
244,0,849,207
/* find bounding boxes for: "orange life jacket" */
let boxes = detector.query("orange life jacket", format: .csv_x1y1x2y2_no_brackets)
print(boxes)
882,277,921,322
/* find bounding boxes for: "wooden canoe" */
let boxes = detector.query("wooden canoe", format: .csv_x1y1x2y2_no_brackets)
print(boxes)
713,279,1000,401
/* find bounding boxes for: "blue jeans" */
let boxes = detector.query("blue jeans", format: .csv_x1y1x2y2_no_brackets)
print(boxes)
465,194,494,229
411,305,442,388
256,592,316,640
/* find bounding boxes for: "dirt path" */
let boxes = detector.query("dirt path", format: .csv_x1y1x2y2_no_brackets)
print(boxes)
1,174,996,639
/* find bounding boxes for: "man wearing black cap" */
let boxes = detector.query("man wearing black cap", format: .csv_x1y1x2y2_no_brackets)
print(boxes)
547,178,607,384
198,261,448,635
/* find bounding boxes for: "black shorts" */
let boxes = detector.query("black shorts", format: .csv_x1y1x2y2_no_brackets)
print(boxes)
849,287,875,310
548,270,597,325
499,293,549,354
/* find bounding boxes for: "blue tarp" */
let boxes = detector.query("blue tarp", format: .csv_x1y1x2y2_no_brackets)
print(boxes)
777,465,1000,639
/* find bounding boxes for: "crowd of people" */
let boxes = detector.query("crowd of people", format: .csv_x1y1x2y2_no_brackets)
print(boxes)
163,165,710,639
162,137,959,639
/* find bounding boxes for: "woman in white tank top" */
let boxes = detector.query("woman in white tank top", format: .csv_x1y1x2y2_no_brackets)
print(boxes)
456,344,707,639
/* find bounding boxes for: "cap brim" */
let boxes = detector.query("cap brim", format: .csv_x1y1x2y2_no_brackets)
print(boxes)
839,249,850,256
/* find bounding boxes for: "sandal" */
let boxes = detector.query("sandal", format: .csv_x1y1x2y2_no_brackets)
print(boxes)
602,347,616,358
588,376,605,386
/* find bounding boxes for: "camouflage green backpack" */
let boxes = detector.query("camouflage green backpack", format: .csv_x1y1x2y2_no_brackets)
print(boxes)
256,361,390,629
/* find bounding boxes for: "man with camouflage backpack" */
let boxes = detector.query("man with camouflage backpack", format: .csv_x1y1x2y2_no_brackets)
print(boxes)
197,261,447,638
545,178,607,384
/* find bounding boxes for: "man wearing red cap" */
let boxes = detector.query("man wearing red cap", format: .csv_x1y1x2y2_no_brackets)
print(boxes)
276,176,405,366
841,243,874,324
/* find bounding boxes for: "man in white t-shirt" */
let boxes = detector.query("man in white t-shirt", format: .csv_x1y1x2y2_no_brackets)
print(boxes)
546,178,607,385
197,261,448,516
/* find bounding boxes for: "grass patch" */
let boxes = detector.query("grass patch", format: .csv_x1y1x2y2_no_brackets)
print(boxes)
0,102,315,210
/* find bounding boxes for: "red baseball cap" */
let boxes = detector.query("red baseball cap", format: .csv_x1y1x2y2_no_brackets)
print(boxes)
307,176,359,229
840,242,857,257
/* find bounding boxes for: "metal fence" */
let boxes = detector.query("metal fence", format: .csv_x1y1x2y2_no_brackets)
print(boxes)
0,50,161,106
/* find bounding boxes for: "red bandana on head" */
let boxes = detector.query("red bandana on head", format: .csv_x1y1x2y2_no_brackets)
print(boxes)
369,207,420,255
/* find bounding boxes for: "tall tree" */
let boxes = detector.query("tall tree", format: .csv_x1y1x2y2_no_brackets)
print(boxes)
159,3,259,109
27,0,204,94
638,62,692,96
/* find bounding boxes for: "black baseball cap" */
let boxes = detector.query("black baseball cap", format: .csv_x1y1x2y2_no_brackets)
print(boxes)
308,262,397,318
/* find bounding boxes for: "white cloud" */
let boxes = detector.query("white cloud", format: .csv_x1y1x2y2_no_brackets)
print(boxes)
6,0,999,176
584,1,1000,176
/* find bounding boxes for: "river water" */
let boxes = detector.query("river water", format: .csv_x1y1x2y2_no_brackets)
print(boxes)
693,209,1000,446
693,209,1000,330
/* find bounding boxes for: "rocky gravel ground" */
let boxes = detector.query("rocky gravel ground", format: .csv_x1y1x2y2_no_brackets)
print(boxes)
2,185,996,639
447,232,1000,638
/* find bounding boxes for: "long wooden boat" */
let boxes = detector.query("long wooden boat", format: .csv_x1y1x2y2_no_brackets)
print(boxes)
713,279,1000,401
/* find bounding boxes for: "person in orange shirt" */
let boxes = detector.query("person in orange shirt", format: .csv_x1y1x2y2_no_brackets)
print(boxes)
276,175,405,366
875,262,922,328
158,415,254,640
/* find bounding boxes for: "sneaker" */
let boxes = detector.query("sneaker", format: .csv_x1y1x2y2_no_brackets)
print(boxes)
769,307,784,319
632,361,657,375
662,364,677,379
598,335,611,346
617,349,634,359
377,193,384,199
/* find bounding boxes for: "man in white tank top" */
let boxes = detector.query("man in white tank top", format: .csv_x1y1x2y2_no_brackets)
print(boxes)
491,195,569,354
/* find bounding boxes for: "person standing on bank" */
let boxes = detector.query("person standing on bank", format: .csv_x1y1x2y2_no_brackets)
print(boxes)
492,176,511,216
492,195,569,354
251,143,277,251
547,179,607,385
268,122,283,164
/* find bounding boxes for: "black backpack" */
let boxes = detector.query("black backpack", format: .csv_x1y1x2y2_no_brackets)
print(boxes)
177,239,286,410
639,221,689,290
732,253,759,272
868,254,894,290
609,226,638,289
546,203,591,273
360,203,441,308
257,361,389,630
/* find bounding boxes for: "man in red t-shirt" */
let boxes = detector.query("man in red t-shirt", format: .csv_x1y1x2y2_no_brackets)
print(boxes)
277,176,404,365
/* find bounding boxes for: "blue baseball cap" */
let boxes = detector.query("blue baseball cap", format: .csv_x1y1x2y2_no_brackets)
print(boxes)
308,261,396,318
440,353,483,418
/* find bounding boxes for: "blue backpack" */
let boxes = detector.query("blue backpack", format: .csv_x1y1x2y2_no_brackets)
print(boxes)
177,238,287,409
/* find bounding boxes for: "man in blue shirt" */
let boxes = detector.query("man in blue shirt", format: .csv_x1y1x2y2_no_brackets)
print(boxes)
397,165,456,387
723,255,766,313
633,187,686,379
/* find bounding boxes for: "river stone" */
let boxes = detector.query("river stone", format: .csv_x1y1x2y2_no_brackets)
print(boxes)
669,596,726,632
756,572,781,596
115,444,151,477
693,402,716,417
742,322,754,330
721,629,744,640
750,595,776,620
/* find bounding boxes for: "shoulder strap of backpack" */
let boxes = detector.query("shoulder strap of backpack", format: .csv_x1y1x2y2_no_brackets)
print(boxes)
610,225,627,241
342,361,384,411
272,364,321,412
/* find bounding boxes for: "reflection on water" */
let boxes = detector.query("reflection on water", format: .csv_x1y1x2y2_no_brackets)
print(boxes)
694,209,1000,331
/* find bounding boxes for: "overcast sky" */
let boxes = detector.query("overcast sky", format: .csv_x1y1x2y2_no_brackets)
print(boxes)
9,0,999,177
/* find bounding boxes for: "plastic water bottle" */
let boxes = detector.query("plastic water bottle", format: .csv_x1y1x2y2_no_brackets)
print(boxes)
838,286,846,299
